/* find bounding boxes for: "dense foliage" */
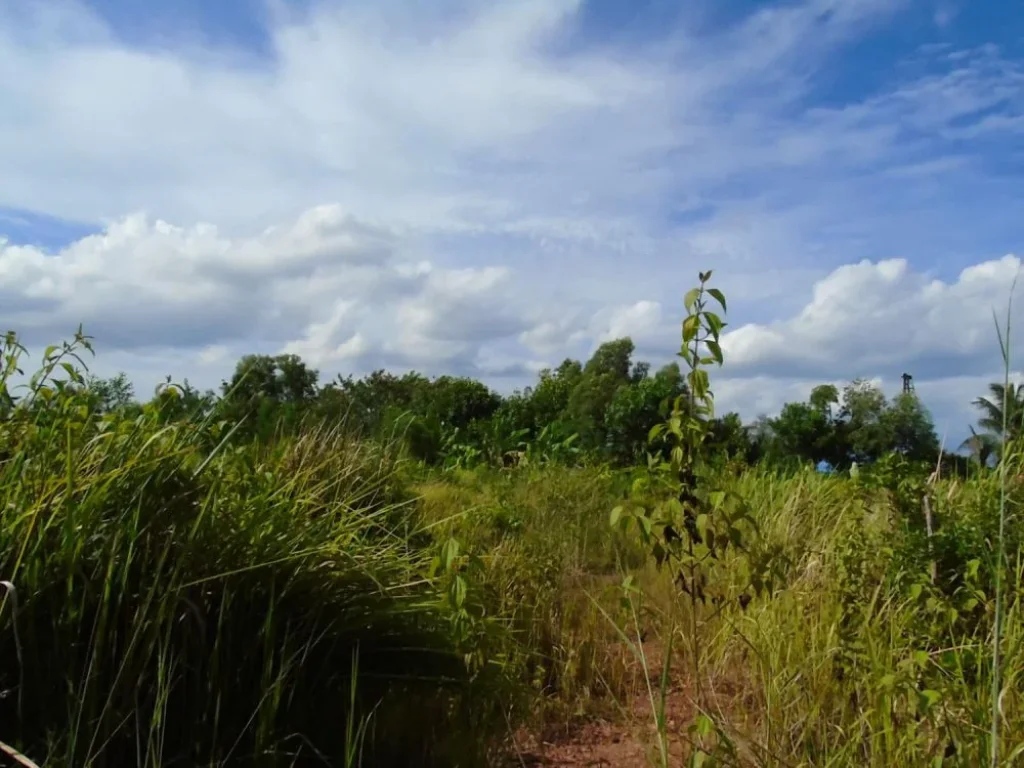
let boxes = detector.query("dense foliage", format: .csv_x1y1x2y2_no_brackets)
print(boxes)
1,274,1021,767
68,318,992,476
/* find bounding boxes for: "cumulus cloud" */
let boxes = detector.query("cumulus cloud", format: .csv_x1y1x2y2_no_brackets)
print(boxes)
280,301,369,366
707,256,1023,440
720,255,1022,380
594,301,663,345
2,206,1021,442
1,0,1023,442
0,209,547,381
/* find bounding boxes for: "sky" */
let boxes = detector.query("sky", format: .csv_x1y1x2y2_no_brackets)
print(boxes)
1,0,1022,445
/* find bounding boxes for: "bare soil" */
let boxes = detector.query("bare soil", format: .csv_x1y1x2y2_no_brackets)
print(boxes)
511,641,699,767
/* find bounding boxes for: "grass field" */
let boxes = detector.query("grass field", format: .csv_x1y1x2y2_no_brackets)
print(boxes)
1,337,1022,767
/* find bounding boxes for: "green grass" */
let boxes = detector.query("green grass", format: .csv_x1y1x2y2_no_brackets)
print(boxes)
0,387,510,766
2,345,1023,766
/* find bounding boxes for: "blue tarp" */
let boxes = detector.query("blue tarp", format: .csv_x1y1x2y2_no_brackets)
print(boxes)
815,460,834,474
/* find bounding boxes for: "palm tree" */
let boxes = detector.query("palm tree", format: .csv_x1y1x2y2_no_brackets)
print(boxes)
971,381,1024,447
959,425,1000,467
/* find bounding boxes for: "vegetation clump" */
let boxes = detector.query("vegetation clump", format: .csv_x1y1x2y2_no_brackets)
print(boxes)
0,273,1021,766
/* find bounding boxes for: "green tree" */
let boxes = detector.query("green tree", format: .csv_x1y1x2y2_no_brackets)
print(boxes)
841,379,890,462
565,339,637,452
809,383,839,419
706,412,753,462
150,378,217,424
972,382,1024,443
960,425,999,467
583,338,634,381
419,376,500,432
220,353,319,438
767,401,839,466
603,364,686,464
331,370,430,435
530,360,582,426
222,354,318,405
881,391,940,462
86,372,137,414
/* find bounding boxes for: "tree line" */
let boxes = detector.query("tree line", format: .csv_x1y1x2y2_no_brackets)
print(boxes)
78,336,1023,472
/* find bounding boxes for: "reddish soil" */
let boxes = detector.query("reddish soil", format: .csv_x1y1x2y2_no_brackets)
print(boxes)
511,641,699,767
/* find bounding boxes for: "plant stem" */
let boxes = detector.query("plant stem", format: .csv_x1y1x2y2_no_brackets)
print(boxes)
990,274,1017,767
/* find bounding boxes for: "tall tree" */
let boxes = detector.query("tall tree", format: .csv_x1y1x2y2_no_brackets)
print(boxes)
841,379,890,462
331,370,430,434
809,384,839,419
603,363,686,464
881,391,940,462
705,412,754,462
972,382,1024,443
220,354,319,437
417,376,501,431
565,339,636,451
767,401,840,466
526,359,582,432
86,372,137,414
959,425,999,467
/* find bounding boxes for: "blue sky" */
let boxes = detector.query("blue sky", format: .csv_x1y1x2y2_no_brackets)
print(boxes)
0,0,1022,441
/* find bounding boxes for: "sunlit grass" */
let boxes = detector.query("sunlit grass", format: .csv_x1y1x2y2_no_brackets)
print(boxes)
2,330,1022,766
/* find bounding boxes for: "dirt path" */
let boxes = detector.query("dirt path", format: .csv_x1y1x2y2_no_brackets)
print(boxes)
512,642,698,767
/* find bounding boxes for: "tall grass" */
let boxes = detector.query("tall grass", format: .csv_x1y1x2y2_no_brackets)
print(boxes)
990,276,1017,767
2,330,1022,767
415,465,648,725
0,337,509,767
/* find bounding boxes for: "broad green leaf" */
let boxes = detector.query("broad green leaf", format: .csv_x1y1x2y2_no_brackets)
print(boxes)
684,287,701,311
706,339,723,365
918,689,941,710
451,575,467,608
703,311,723,336
442,538,461,570
707,287,727,312
682,314,700,343
696,712,714,737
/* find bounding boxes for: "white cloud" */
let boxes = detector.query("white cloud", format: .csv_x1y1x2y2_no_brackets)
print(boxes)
594,301,663,345
280,301,369,366
707,256,1023,441
3,0,986,247
197,345,229,365
519,317,588,356
1,0,1023,443
2,207,1021,443
0,209,546,382
0,0,665,234
719,254,1022,380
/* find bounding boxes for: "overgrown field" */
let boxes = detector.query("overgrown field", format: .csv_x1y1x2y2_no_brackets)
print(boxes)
2,278,1023,766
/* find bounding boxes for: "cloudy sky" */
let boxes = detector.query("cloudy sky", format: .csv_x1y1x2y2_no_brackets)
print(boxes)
1,0,1022,443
